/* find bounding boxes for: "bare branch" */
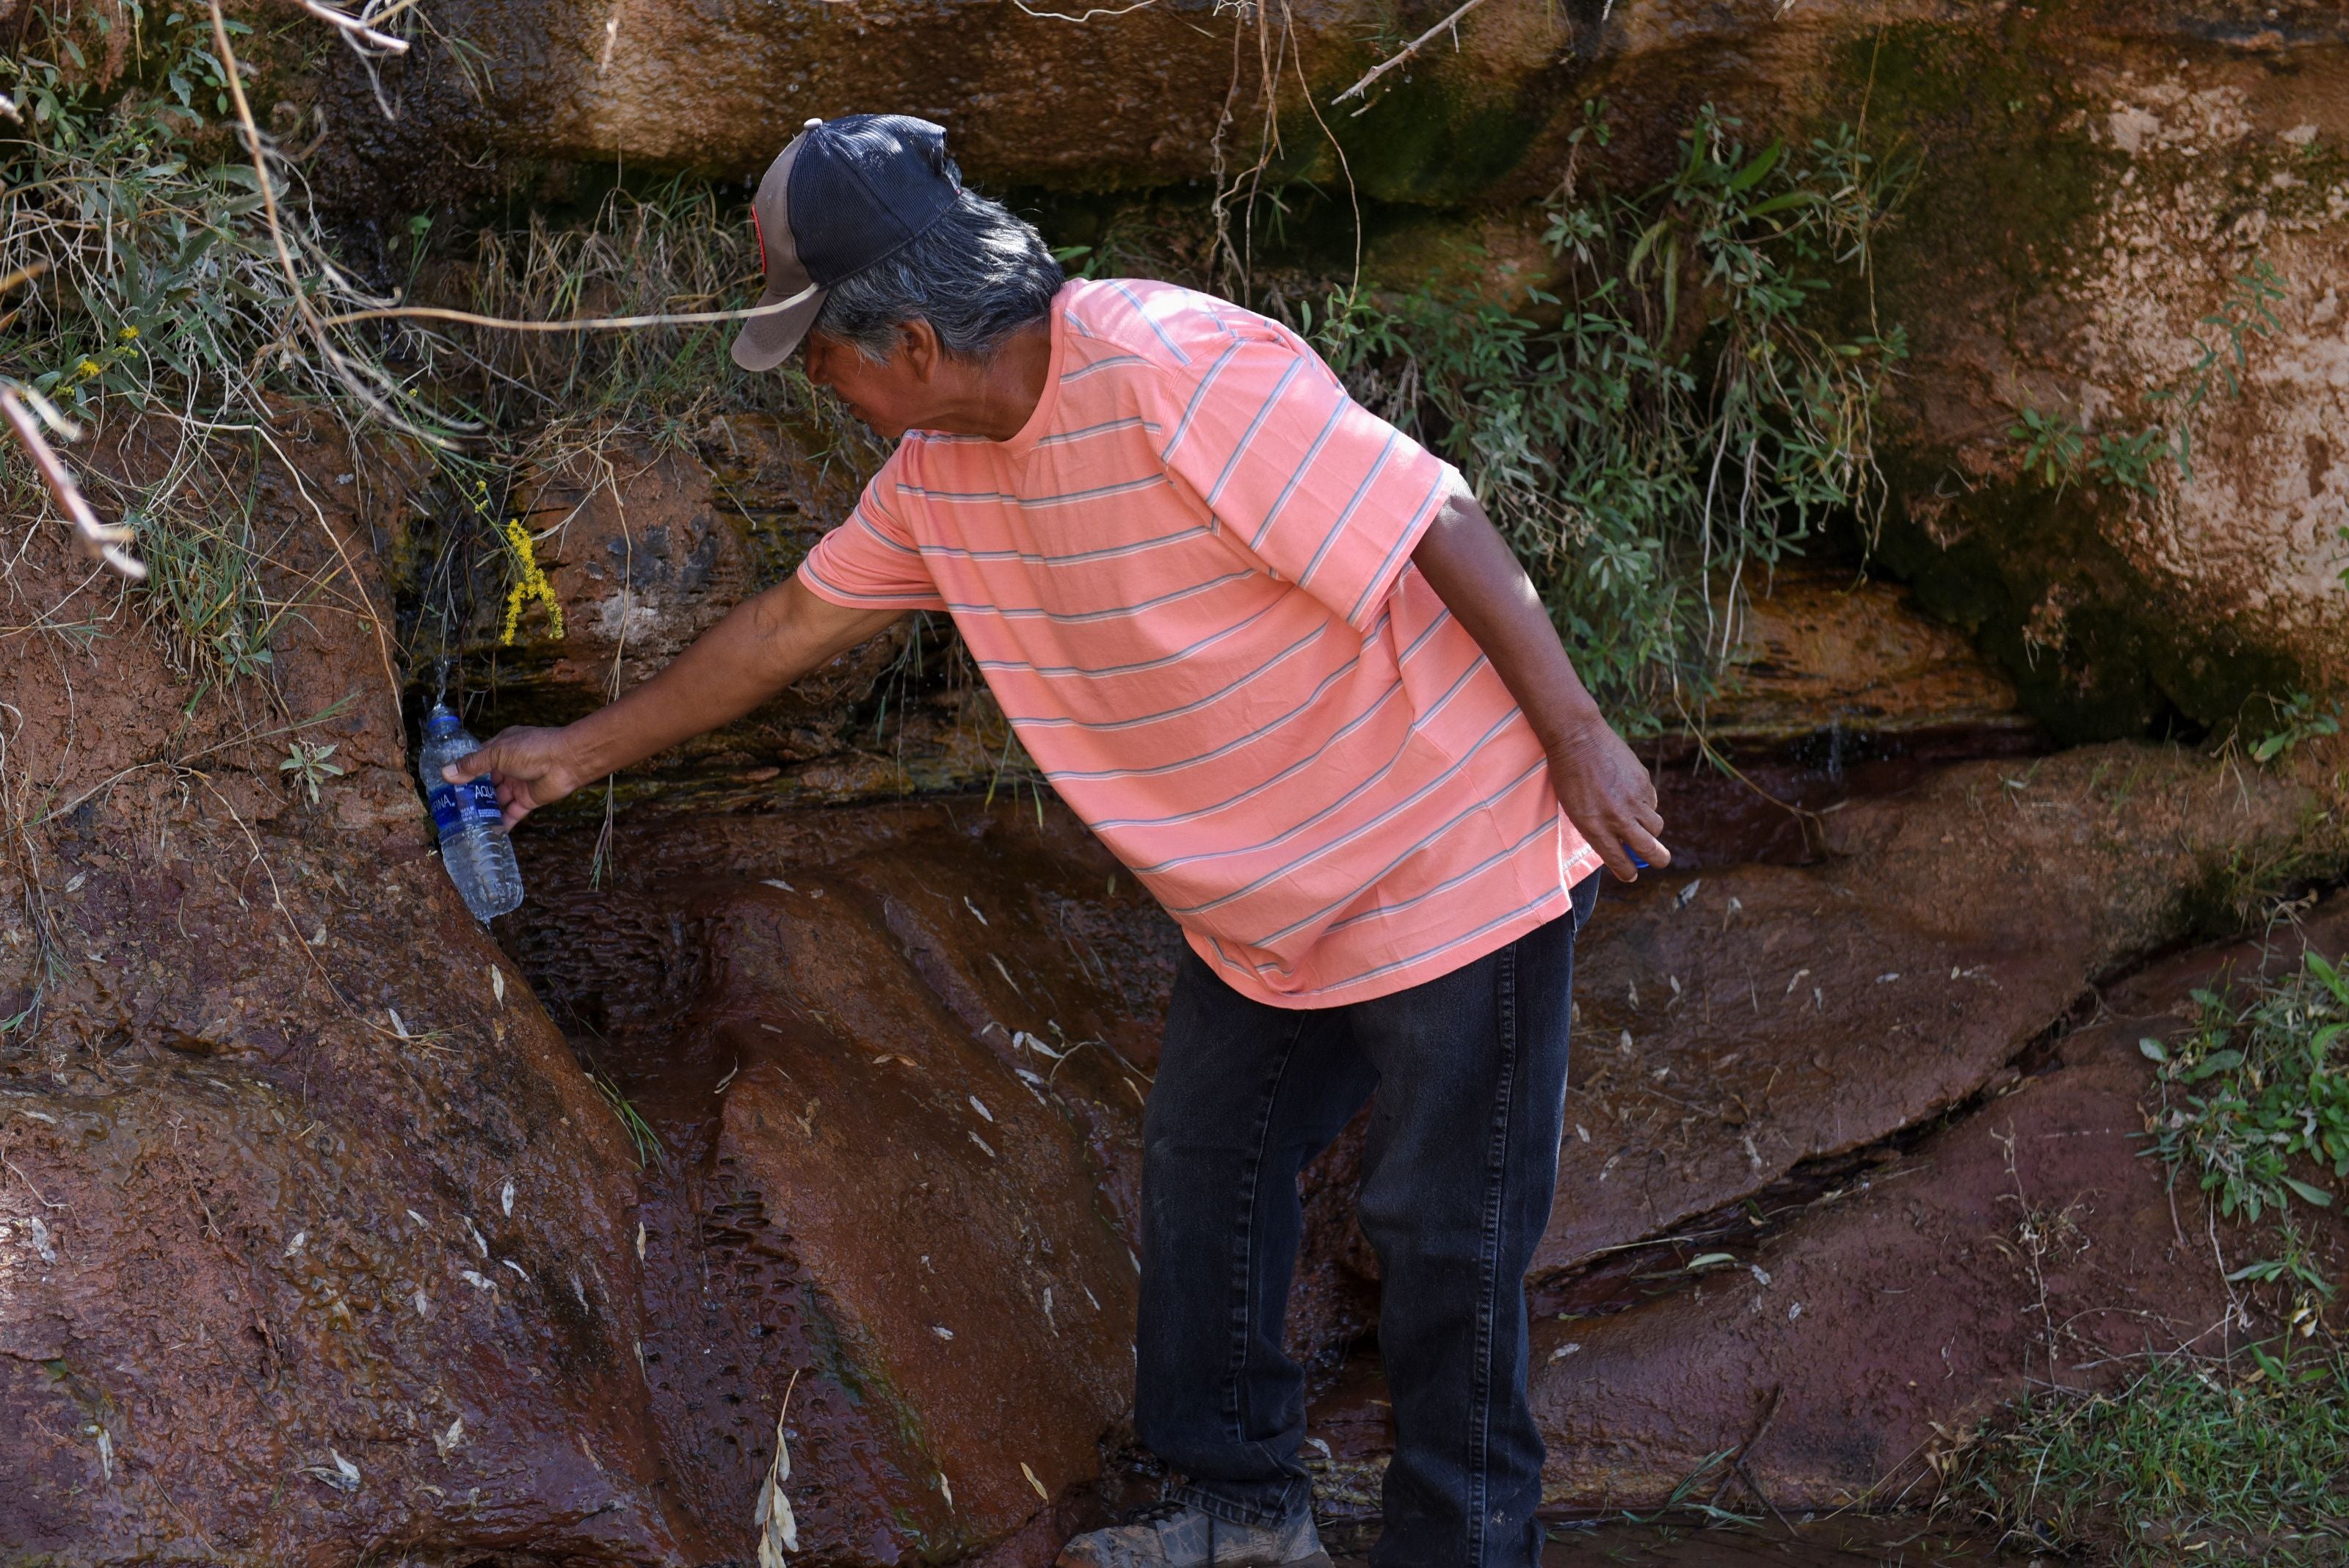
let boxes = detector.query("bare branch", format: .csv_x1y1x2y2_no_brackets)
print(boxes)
0,387,148,581
1012,0,1155,21
319,291,817,334
284,0,411,54
1330,0,1492,105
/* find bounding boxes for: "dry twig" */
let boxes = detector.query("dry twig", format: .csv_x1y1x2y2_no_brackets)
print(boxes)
319,294,818,334
1331,0,1492,105
0,386,147,580
285,0,410,53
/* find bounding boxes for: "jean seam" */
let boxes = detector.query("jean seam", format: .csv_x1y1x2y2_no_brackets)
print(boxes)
1222,1012,1310,1451
1465,938,1520,1568
1175,1478,1310,1530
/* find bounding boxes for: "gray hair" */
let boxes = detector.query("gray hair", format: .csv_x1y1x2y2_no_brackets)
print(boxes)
812,189,1064,363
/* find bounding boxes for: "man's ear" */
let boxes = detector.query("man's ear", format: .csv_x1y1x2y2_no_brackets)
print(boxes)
898,319,943,382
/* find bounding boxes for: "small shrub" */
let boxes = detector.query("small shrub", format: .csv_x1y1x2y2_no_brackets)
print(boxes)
1304,107,1907,728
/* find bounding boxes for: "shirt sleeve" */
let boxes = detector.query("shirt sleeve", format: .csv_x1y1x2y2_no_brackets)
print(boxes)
1150,322,1462,631
795,460,948,612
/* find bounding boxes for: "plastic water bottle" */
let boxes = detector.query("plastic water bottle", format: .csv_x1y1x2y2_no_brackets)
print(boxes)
418,703,524,922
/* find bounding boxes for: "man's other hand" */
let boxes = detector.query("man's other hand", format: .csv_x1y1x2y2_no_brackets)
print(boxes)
1544,720,1669,882
442,726,584,829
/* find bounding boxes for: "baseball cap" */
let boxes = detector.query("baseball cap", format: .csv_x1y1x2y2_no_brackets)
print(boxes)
730,113,964,371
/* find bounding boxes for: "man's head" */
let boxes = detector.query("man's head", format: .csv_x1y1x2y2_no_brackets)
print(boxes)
731,115,1063,438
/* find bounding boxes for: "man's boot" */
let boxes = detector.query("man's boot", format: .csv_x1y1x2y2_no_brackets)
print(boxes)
1056,1501,1333,1568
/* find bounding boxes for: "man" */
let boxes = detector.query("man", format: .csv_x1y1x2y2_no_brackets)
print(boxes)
450,115,1667,1568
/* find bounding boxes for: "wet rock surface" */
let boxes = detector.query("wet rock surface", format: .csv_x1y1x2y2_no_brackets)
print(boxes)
1536,896,2349,1510
504,803,1179,1562
10,412,2340,1559
1537,741,2328,1275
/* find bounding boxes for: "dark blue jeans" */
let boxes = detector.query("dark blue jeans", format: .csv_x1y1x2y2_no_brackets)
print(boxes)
1136,874,1599,1568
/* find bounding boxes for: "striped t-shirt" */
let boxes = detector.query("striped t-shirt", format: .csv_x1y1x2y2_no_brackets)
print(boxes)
799,278,1600,1007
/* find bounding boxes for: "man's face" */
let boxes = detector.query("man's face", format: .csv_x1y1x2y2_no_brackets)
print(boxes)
801,330,937,440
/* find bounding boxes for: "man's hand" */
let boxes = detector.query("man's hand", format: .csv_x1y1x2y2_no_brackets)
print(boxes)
1411,489,1669,881
1543,719,1669,882
443,726,587,829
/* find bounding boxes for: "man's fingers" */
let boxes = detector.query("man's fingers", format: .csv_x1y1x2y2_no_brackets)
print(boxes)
441,745,492,785
1580,807,1669,881
1621,820,1671,869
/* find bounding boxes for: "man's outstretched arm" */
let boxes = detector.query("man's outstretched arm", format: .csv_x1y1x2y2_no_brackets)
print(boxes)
441,576,904,826
1411,489,1669,882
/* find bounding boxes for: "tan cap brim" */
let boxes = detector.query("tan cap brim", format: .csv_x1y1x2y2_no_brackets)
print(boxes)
730,279,825,371
731,130,823,372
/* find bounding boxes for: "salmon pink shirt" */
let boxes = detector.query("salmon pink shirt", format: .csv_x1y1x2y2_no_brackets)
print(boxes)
799,279,1600,1007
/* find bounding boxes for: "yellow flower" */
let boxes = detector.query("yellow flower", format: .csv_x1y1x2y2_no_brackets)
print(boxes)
499,517,564,645
117,324,140,341
76,358,104,379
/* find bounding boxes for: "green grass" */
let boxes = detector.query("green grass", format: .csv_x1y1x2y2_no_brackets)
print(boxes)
590,1072,666,1170
1,2,453,697
1944,1345,2349,1564
395,177,887,670
1943,948,2349,1561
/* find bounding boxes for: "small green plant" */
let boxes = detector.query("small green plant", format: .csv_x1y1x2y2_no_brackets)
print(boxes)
3,2,451,703
2008,405,2085,489
2008,260,2287,498
277,740,344,805
591,1072,665,1170
1304,106,1906,726
2141,948,2349,1294
1942,1342,2349,1563
2251,691,2342,764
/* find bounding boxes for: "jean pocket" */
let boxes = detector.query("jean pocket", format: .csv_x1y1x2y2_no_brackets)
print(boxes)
1569,867,1602,934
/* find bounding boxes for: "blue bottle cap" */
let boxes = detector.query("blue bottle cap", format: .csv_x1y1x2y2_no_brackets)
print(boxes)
424,705,462,738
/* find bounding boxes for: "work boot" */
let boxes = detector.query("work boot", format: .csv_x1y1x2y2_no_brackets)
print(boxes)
1056,1500,1332,1568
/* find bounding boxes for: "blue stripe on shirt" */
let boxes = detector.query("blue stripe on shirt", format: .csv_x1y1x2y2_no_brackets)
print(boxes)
1161,341,1243,465
1295,429,1398,592
1238,756,1554,948
1121,656,1489,874
1108,280,1194,365
1166,708,1522,919
1006,624,1329,733
1202,357,1304,509
1043,607,1393,783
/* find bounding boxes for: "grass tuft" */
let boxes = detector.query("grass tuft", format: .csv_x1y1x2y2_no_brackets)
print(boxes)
1944,943,2349,1561
1942,1344,2349,1564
